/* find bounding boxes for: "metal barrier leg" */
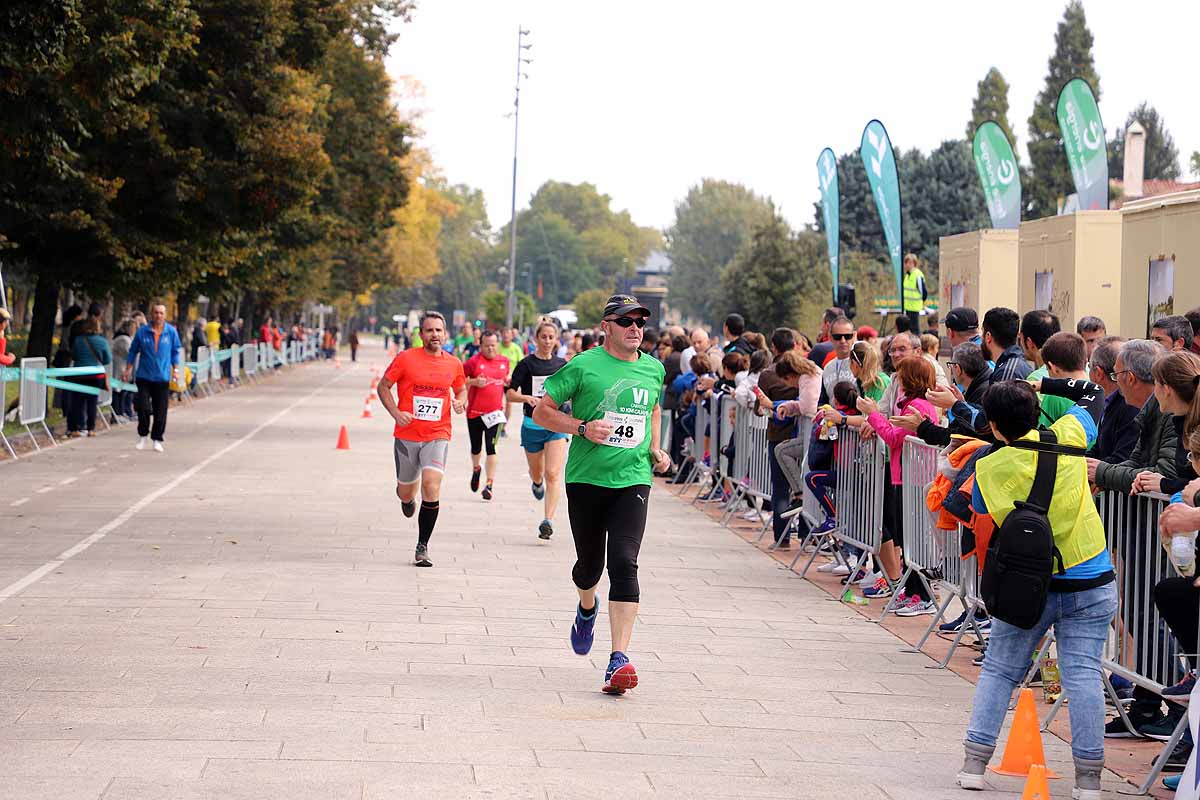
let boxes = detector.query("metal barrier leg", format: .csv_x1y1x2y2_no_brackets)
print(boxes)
930,599,987,669
905,590,960,655
1126,714,1188,796
876,565,915,622
1,430,16,459
720,485,747,526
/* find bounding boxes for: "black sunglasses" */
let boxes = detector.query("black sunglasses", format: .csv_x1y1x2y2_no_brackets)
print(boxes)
831,332,855,341
607,316,646,329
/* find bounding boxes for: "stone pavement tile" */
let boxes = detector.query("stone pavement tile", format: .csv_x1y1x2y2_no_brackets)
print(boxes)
644,773,890,799
202,757,475,790
474,765,652,795
101,777,362,800
1,775,113,800
281,737,538,766
482,697,709,725
535,748,763,776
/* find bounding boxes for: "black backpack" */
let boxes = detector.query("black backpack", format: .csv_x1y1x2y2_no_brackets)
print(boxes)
979,430,1081,629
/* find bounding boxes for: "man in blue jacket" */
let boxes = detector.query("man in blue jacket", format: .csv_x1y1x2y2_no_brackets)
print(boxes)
123,303,181,452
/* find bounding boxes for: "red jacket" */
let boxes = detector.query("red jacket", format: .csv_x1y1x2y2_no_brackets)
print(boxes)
0,336,14,367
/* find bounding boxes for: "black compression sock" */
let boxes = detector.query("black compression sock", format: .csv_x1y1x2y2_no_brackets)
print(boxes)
418,500,440,545
578,601,596,617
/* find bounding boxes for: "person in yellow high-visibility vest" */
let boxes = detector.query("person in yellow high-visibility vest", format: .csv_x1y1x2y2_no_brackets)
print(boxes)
902,253,927,332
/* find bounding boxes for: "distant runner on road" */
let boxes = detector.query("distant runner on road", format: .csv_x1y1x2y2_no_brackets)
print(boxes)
377,311,467,568
534,295,670,695
508,318,569,540
462,330,510,501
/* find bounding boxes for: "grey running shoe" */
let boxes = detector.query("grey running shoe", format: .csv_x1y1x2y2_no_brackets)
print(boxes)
414,543,432,567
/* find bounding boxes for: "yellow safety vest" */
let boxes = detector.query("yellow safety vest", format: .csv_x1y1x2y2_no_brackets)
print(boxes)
903,268,925,312
974,414,1107,571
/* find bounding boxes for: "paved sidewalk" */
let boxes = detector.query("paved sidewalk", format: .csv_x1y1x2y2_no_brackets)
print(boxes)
0,346,1130,798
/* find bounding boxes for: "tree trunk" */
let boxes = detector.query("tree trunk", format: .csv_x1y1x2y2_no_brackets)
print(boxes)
27,273,60,361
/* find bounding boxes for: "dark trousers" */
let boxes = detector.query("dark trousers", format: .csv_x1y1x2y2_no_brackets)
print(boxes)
804,470,836,518
1156,577,1200,672
350,345,358,362
768,440,809,544
136,379,170,441
905,311,921,332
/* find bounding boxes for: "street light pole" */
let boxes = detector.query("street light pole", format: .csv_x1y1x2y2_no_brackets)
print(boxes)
505,26,532,329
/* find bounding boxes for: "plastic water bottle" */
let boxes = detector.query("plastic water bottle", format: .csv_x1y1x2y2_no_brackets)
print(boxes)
842,589,870,606
1171,531,1197,577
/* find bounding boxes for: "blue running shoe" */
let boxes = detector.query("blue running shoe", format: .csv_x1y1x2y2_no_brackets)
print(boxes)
570,604,596,655
1164,774,1180,790
811,517,837,535
531,481,545,500
603,651,638,695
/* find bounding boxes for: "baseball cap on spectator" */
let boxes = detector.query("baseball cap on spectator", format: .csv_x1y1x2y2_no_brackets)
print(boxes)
944,307,979,332
856,325,878,340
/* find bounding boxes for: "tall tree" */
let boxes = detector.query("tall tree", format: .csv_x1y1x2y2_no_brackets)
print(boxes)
903,140,989,270
667,179,775,325
719,218,824,333
1026,0,1102,219
967,67,1015,146
422,183,492,317
1108,102,1182,183
1192,151,1200,179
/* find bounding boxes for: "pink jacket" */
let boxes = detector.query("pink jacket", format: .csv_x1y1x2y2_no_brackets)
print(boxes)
866,395,937,484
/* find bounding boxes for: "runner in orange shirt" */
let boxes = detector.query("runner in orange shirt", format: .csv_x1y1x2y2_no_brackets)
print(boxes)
377,311,467,567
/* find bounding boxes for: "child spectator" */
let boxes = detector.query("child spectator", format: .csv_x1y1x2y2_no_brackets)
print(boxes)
856,356,939,613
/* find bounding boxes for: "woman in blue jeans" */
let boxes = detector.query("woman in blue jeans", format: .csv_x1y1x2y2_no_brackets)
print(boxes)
956,332,1116,800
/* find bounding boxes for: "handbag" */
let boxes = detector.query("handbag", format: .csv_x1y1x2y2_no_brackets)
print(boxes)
81,336,110,391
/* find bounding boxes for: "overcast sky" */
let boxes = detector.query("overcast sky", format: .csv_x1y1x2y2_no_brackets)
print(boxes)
386,1,1199,233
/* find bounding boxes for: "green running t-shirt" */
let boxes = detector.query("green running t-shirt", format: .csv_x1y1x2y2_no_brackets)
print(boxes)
541,347,666,488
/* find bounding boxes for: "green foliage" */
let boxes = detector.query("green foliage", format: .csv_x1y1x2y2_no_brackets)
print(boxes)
968,68,1016,148
666,179,775,325
1108,102,1181,184
1026,0,1101,219
573,288,611,328
481,289,536,329
1192,151,1200,179
503,181,656,309
719,217,825,333
421,183,493,318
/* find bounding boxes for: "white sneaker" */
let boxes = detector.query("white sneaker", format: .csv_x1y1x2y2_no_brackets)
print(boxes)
136,436,149,450
831,564,851,576
857,570,881,588
152,441,164,452
741,509,763,521
817,561,838,573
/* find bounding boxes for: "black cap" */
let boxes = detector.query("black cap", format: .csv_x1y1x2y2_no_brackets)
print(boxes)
944,307,979,332
603,294,650,318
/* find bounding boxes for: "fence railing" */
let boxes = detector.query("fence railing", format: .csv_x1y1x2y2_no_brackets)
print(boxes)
681,394,1195,793
3,333,327,461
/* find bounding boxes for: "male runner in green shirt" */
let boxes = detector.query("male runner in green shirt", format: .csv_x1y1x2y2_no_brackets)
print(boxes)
534,295,671,694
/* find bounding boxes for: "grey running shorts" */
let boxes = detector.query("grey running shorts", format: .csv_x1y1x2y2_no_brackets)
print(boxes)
393,438,450,484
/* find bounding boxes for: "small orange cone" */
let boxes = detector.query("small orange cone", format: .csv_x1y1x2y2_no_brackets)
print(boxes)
336,426,351,450
990,689,1059,778
361,397,373,419
1020,764,1051,799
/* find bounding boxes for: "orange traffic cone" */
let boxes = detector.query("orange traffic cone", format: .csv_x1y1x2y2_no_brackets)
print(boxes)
1020,764,1051,799
361,397,373,418
336,426,351,450
370,377,378,391
990,689,1059,778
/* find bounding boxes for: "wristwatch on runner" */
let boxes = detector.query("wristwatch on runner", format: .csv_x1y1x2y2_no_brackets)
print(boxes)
577,422,587,436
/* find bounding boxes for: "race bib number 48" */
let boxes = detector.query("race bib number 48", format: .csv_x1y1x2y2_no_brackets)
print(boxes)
413,395,444,421
602,411,645,449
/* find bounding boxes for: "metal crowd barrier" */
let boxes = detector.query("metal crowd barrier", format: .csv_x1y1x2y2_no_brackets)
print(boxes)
877,437,941,619
0,366,15,458
679,395,713,498
243,341,258,381
744,412,774,540
18,357,54,450
791,425,887,578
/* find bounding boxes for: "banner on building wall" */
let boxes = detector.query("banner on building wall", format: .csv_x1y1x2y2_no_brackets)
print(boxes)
1056,77,1109,211
972,121,1022,229
817,148,840,304
859,120,904,303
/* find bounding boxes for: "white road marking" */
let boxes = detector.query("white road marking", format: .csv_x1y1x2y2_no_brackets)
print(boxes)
35,487,53,494
80,468,96,476
0,372,345,603
9,498,29,508
59,477,77,486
